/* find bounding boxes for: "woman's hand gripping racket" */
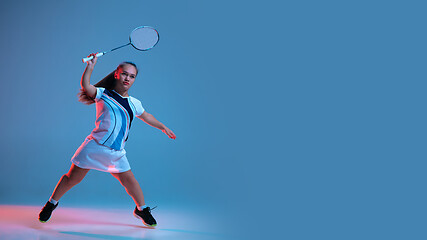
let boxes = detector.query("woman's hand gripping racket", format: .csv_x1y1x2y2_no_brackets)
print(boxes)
82,26,159,63
85,53,98,66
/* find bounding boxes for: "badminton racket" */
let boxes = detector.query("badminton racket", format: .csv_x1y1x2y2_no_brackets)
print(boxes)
82,26,159,63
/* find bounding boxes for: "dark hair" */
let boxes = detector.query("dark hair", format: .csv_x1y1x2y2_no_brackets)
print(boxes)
78,62,138,105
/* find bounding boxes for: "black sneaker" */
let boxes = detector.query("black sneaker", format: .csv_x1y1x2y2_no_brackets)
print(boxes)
38,201,59,223
133,206,157,227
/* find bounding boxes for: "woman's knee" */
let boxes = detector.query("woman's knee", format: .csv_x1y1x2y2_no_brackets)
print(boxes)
117,172,139,187
66,164,89,184
65,172,85,185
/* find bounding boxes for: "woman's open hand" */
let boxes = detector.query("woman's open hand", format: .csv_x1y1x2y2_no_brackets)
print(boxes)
162,127,176,139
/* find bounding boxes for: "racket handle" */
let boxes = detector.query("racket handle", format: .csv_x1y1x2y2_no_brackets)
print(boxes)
82,52,105,63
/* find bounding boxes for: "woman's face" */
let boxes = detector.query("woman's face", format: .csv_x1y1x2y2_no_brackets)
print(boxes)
114,64,137,91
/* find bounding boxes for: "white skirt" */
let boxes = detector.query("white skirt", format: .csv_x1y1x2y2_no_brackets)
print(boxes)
70,137,131,173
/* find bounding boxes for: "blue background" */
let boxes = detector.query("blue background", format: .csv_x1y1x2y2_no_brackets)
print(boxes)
0,0,426,239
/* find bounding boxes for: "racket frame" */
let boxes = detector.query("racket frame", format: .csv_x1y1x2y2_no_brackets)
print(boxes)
82,26,159,63
129,26,160,51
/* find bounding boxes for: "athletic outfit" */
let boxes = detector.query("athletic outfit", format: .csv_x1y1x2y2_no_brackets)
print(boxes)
39,87,158,226
71,87,144,173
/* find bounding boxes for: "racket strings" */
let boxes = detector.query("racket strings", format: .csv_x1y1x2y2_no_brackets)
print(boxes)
130,27,159,50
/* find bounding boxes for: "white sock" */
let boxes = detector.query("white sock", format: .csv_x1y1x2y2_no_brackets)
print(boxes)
49,197,58,205
137,205,147,211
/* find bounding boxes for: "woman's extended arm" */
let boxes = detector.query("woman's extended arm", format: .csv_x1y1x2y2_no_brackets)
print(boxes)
137,111,176,139
80,53,98,99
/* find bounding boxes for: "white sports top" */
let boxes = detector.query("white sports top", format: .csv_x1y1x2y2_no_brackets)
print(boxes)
88,87,144,150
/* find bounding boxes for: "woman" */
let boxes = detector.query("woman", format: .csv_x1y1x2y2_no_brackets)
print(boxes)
38,53,176,227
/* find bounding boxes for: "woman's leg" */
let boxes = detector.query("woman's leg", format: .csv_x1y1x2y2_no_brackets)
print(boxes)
50,163,90,201
111,170,145,207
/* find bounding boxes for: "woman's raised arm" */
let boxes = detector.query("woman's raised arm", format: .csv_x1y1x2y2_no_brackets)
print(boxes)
80,53,98,99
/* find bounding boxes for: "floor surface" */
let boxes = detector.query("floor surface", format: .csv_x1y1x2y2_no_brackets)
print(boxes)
0,204,227,240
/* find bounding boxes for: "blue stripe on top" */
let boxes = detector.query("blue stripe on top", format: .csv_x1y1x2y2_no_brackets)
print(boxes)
104,89,134,121
111,105,127,150
101,96,127,150
100,97,117,145
100,89,135,150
